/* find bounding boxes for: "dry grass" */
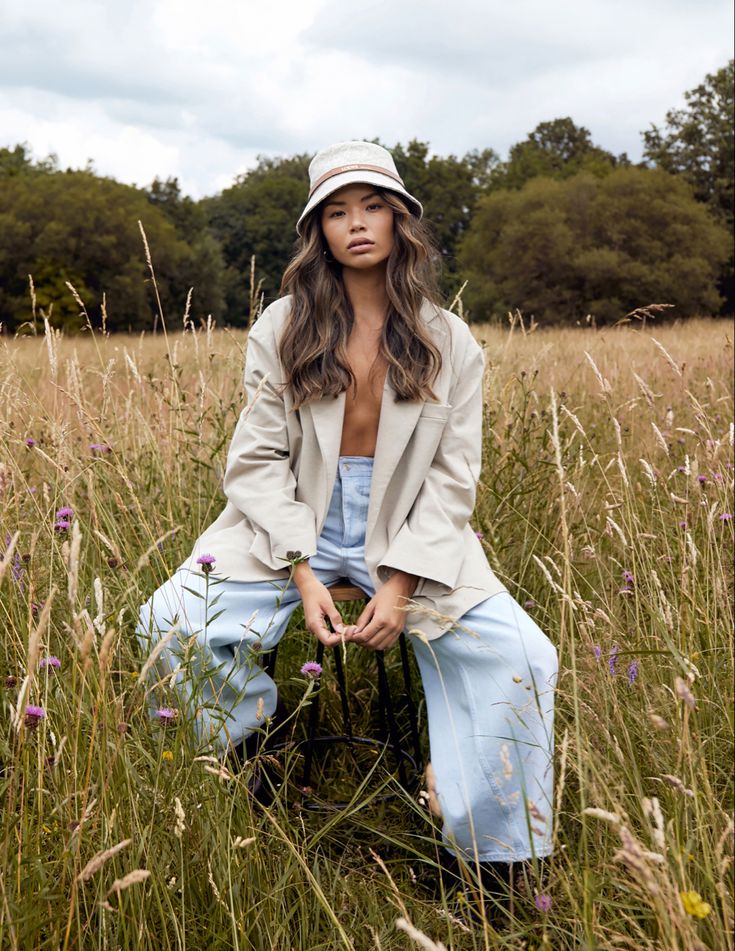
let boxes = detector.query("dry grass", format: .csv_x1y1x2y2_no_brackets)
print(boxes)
0,307,732,950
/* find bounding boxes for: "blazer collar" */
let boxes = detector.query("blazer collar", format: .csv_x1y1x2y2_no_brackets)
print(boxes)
306,297,447,547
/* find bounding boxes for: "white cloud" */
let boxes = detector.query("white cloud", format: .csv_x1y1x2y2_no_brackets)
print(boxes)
0,0,732,198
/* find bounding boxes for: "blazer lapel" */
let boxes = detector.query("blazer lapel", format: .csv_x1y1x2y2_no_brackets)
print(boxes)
306,298,446,545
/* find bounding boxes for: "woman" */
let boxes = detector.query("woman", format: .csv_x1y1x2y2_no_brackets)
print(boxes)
136,140,558,891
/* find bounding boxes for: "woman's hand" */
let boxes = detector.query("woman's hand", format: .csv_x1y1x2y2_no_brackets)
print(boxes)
298,577,346,648
348,576,415,651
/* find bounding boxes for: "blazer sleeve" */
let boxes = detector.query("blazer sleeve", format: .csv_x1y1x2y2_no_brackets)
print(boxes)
221,304,318,571
376,328,485,593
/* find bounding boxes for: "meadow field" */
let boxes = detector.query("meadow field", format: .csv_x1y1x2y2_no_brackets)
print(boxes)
0,298,732,949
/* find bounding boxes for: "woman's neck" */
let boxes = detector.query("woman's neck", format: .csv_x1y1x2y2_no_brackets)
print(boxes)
341,266,389,332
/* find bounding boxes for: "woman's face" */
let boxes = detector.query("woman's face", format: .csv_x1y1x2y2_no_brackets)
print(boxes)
319,183,394,270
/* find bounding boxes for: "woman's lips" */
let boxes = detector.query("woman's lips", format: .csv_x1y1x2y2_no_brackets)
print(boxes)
347,243,375,254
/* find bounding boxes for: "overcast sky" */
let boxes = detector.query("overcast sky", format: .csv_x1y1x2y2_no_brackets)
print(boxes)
1,0,732,200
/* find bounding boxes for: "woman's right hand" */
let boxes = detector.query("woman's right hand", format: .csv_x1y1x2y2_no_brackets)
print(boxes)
298,577,347,648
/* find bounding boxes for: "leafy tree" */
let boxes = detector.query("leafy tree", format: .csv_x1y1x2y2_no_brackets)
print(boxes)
0,142,59,177
201,153,310,324
0,168,224,333
643,60,734,311
389,138,502,302
490,118,629,191
643,60,734,228
457,167,731,325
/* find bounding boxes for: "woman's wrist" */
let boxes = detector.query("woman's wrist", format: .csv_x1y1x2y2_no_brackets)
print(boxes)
386,569,419,598
293,560,317,590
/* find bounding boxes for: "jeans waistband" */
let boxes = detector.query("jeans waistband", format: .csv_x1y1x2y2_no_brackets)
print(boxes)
337,455,374,478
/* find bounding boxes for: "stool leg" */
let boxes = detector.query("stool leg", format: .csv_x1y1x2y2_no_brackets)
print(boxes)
398,632,423,769
263,642,279,681
301,640,325,789
332,644,354,738
376,651,409,788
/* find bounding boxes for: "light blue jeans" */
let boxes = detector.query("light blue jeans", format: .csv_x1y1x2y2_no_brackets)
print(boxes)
136,455,558,862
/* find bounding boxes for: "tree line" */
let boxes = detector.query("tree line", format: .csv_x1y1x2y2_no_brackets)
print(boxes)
0,60,732,332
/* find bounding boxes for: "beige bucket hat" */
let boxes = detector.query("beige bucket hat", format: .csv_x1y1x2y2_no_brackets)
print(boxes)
295,140,424,236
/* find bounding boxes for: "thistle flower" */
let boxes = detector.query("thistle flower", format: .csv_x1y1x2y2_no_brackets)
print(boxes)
300,661,322,680
53,520,71,533
25,437,35,448
475,530,484,539
89,443,112,453
696,474,707,485
534,893,552,912
524,598,536,609
25,704,46,729
55,506,74,520
627,660,639,685
719,512,732,521
39,655,61,671
196,553,216,574
680,890,711,919
155,707,179,723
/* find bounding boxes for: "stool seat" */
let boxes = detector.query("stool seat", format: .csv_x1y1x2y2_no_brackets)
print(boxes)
259,576,423,810
327,581,368,602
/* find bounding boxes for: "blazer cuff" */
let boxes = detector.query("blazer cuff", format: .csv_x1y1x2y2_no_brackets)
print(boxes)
248,523,318,572
376,532,463,593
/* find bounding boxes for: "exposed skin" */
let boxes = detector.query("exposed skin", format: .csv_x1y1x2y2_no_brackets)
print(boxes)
293,183,418,651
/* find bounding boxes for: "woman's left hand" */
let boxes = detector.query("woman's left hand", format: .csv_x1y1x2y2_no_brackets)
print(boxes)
347,576,417,651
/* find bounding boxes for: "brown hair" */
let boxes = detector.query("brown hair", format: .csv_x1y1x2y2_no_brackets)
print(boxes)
276,186,447,412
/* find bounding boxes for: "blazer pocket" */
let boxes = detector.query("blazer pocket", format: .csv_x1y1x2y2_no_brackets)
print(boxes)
418,401,452,422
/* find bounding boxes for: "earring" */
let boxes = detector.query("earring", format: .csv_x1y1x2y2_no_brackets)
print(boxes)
322,249,336,263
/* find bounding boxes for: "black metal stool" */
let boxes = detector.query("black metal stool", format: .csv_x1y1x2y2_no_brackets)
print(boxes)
261,578,423,809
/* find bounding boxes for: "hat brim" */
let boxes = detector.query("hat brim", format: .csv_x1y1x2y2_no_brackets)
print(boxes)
295,169,423,236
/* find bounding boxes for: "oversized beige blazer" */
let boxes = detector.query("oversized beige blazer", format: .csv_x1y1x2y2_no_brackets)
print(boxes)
176,294,509,640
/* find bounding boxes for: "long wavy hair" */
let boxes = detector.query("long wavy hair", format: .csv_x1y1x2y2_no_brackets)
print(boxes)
276,186,447,412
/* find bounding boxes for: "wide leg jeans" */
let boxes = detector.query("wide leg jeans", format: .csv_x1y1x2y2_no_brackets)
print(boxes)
136,455,558,862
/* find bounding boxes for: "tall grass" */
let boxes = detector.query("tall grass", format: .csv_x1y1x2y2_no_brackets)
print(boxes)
0,282,732,948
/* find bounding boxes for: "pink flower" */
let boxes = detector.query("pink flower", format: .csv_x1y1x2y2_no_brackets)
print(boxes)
534,893,552,912
196,553,216,573
155,707,179,723
39,655,61,670
25,705,46,729
300,661,323,680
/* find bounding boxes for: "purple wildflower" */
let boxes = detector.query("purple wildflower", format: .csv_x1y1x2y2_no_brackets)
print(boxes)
627,660,639,685
89,443,112,453
39,655,61,671
25,704,46,729
608,645,619,676
679,520,688,529
622,570,634,586
196,553,216,574
697,474,707,485
719,513,732,522
53,520,71,533
475,530,484,539
524,599,536,609
55,507,74,520
534,893,552,912
300,661,323,680
593,645,602,661
25,437,35,448
676,466,687,474
154,707,178,723
11,552,25,593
